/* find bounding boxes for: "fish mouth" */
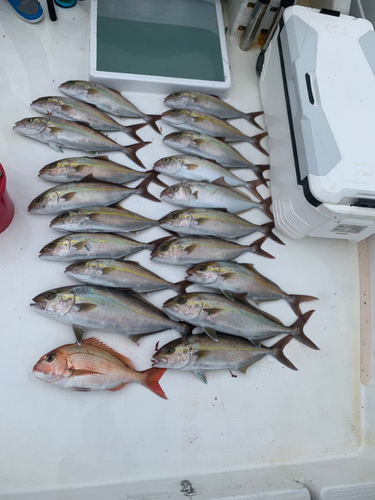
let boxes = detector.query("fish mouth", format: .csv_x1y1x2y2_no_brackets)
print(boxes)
160,190,174,200
30,300,47,311
151,356,165,366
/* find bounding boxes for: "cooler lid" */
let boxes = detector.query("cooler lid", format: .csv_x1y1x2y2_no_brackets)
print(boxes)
279,6,375,206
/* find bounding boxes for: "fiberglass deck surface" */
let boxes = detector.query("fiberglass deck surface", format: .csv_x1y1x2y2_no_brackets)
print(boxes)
0,2,361,495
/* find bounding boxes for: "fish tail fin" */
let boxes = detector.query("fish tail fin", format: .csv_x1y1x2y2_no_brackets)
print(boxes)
264,335,298,371
261,221,285,245
150,235,175,251
146,170,168,188
141,367,168,399
123,142,151,169
291,310,319,350
260,197,273,220
255,164,270,184
245,111,264,130
123,122,148,142
177,322,194,337
249,132,269,156
146,114,162,135
245,179,263,201
249,235,275,259
136,175,161,203
174,279,192,295
288,294,319,317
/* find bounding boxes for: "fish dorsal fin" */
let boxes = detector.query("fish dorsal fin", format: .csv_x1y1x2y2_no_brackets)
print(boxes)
216,137,226,142
122,259,140,265
212,176,230,188
95,155,111,161
75,121,92,128
241,262,255,270
81,337,135,369
151,235,176,246
126,290,167,314
109,202,126,210
109,87,123,95
209,94,220,99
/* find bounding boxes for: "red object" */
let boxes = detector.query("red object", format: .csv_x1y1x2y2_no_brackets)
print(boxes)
0,163,14,233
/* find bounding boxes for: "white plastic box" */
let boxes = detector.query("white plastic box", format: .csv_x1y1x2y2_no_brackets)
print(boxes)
259,5,375,242
1,2,375,499
89,0,231,95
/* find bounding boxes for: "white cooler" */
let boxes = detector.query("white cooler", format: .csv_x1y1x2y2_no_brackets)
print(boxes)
259,5,375,243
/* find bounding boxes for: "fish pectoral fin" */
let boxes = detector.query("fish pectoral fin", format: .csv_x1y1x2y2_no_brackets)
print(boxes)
205,308,222,316
73,325,86,345
76,303,98,313
87,89,100,96
221,272,237,281
60,104,73,112
61,192,76,201
193,370,207,384
238,359,260,374
101,267,118,275
69,368,102,377
186,163,200,170
184,244,197,254
48,142,64,153
73,241,92,251
192,191,199,199
222,290,234,301
195,350,210,359
203,326,218,341
194,218,209,225
107,382,129,392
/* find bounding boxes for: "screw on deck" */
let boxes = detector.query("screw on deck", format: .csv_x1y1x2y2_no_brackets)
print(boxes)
180,480,197,496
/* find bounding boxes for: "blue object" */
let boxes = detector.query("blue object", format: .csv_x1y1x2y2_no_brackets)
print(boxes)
54,0,77,7
7,0,43,23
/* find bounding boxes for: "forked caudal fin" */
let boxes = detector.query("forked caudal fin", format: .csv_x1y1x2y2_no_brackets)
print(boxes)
244,179,263,201
123,142,151,169
263,335,298,371
145,170,167,188
244,111,264,130
122,122,148,143
260,197,273,220
261,221,284,245
291,310,319,350
146,114,162,135
248,132,269,157
254,164,270,185
288,294,319,317
141,367,168,399
135,176,161,203
248,235,275,259
173,279,192,295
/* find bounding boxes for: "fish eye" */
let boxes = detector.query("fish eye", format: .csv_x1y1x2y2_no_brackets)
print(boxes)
45,292,56,300
47,242,56,249
170,213,179,220
171,186,179,192
197,265,207,272
176,297,187,305
171,133,180,137
165,347,175,355
45,353,56,362
60,212,69,218
163,158,170,163
35,196,44,203
26,118,33,122
159,245,169,252
76,261,86,267
48,162,57,169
